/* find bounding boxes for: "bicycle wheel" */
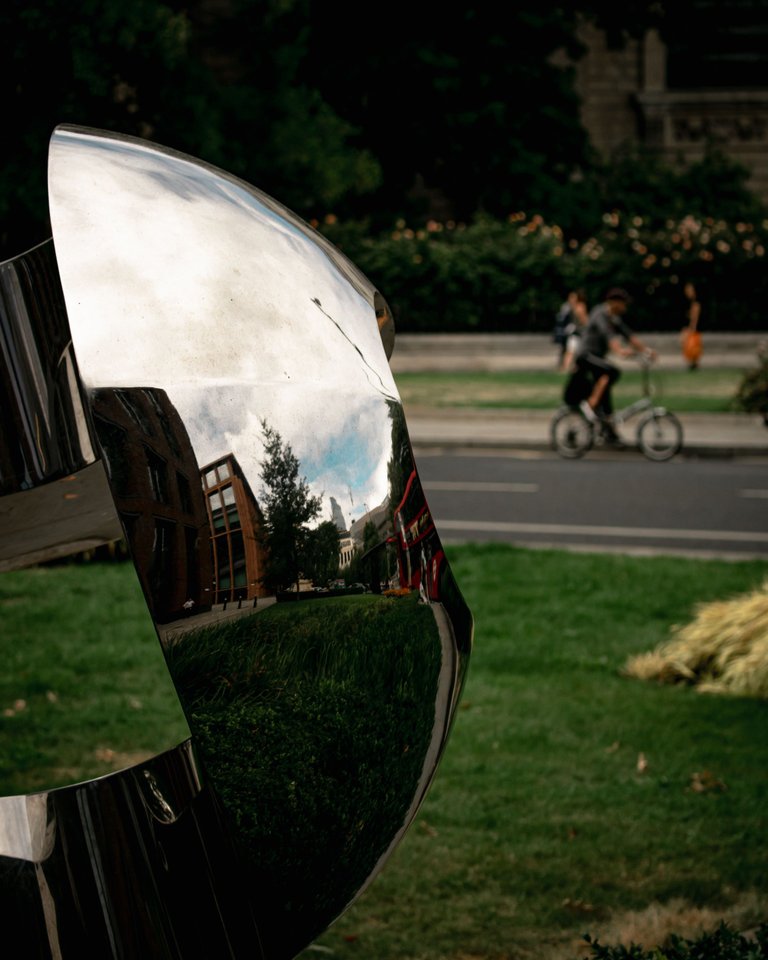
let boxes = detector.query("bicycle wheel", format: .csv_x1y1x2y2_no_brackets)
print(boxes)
551,406,593,459
636,409,683,461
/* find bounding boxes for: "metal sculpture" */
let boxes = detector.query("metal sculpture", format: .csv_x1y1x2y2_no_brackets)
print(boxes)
0,126,473,958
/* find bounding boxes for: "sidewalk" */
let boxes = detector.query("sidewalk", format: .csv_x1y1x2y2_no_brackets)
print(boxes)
392,333,767,457
404,405,768,458
390,331,764,372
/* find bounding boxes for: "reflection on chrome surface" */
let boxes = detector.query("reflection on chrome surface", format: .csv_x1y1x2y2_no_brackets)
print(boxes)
0,125,472,958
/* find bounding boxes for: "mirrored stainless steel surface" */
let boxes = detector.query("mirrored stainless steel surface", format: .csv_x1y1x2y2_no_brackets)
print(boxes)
0,124,472,958
0,239,191,811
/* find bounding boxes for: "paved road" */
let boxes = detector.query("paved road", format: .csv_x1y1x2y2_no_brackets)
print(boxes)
416,449,768,560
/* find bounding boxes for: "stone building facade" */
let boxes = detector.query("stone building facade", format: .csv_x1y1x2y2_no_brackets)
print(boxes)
573,6,768,203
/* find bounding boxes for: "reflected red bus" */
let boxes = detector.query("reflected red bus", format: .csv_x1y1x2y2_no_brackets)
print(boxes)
390,469,445,600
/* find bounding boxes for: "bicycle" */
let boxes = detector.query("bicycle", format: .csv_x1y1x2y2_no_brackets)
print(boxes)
550,354,683,461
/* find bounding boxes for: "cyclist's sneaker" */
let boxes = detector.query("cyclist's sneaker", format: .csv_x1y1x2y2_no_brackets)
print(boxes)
579,400,600,422
601,424,625,448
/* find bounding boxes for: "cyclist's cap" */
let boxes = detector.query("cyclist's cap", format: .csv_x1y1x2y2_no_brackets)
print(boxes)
606,287,631,303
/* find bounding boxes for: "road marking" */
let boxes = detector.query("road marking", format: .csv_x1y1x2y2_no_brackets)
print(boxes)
739,489,768,499
436,519,768,544
423,481,538,493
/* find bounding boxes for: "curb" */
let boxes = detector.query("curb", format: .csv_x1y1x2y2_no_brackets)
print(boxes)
405,409,768,459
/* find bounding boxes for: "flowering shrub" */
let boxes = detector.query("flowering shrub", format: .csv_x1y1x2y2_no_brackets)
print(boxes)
318,211,768,333
733,339,768,421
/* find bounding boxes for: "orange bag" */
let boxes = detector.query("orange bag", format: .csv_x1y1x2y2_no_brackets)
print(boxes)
682,329,702,364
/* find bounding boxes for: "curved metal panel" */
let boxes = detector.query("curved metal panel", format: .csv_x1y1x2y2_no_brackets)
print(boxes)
0,125,472,958
0,240,191,813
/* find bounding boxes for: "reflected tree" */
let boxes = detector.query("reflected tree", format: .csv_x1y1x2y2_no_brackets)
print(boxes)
258,420,321,593
303,520,341,588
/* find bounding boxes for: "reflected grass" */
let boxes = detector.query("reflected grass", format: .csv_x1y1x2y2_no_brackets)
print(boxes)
0,562,188,795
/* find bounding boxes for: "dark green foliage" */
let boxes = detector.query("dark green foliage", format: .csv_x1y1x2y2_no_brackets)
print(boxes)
582,920,768,959
733,343,768,420
302,520,341,587
1,0,222,255
321,205,768,333
582,147,766,233
301,4,593,225
258,420,322,592
4,1,767,337
165,594,442,958
0,1,672,260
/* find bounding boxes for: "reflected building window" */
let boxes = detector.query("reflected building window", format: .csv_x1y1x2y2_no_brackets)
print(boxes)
203,468,218,489
150,518,175,611
201,454,269,605
95,417,131,497
114,389,154,437
145,449,168,504
176,471,193,514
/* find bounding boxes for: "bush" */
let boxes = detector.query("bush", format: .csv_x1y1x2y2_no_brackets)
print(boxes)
318,210,768,334
166,596,442,959
582,920,768,959
733,340,768,422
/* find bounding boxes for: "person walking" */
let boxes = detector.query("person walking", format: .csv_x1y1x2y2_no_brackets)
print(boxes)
680,281,703,370
552,290,586,369
572,287,656,444
560,290,589,371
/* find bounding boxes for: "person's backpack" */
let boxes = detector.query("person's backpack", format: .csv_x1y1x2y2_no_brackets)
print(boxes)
552,301,572,345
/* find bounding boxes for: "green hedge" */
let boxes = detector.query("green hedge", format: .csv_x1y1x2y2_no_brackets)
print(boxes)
166,594,442,960
318,212,768,334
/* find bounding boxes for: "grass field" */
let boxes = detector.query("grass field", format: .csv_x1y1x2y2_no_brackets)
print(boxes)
301,544,768,960
1,547,766,959
393,368,747,414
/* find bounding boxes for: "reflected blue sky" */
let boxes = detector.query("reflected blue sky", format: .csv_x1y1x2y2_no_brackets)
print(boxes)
173,384,394,529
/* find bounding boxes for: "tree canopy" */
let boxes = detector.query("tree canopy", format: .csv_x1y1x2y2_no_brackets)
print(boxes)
1,0,672,259
257,420,321,593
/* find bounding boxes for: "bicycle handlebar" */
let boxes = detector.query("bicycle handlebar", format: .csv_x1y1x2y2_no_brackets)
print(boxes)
631,349,656,367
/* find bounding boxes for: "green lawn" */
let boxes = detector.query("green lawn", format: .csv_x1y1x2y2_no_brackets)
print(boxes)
302,544,768,960
393,368,748,413
1,548,766,959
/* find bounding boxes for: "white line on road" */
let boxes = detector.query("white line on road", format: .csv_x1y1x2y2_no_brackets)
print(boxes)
423,481,538,493
436,519,768,543
739,489,768,499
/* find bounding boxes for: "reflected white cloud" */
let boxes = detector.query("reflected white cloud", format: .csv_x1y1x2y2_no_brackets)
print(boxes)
171,384,395,528
49,127,398,401
48,125,404,532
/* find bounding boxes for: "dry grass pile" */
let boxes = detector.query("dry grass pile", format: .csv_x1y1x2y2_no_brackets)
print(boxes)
561,891,767,960
623,580,768,697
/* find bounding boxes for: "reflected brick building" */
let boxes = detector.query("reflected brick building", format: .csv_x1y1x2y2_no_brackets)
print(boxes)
200,454,269,605
92,387,212,623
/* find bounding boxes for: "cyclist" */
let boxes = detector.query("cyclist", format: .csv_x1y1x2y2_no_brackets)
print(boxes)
573,287,657,444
